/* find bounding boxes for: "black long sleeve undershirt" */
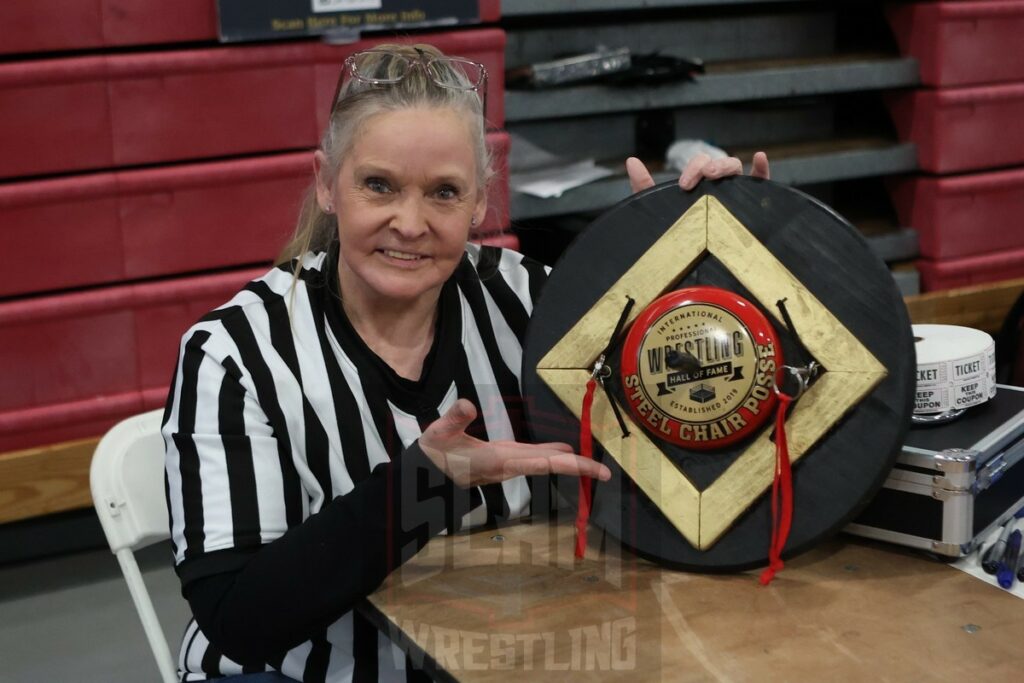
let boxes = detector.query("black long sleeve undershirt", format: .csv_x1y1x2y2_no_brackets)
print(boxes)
181,441,472,666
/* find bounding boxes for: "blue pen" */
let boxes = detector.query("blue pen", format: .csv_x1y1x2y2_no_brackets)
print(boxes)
982,521,1015,574
1017,535,1024,583
997,530,1021,589
1015,532,1024,581
1014,508,1024,581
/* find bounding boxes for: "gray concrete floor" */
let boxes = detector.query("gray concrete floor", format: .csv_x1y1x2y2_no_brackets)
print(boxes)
0,541,190,682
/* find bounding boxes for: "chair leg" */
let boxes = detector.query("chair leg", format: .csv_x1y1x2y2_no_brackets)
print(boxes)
115,549,179,683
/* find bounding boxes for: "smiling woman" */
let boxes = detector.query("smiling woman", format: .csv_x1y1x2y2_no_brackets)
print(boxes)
319,106,485,379
161,42,766,683
160,44,611,683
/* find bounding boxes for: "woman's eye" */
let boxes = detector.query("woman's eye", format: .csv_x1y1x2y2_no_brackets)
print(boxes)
436,185,459,200
365,177,391,194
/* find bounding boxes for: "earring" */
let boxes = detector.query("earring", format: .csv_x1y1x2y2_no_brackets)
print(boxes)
325,203,334,213
470,216,477,227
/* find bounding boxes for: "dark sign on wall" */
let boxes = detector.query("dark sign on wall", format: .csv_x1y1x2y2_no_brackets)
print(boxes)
217,0,479,43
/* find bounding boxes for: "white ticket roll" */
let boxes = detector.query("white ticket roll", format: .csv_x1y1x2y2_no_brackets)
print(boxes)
913,324,996,415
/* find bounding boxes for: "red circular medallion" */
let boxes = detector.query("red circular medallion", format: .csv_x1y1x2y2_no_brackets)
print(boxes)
619,287,783,450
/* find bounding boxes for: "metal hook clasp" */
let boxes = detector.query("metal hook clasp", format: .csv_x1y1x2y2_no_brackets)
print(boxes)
591,354,612,383
774,362,819,401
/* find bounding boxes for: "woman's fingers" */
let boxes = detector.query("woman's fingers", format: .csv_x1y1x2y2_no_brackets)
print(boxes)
678,152,712,190
492,440,575,453
547,452,611,480
678,153,771,191
680,154,746,190
713,157,743,179
751,150,770,179
626,157,656,193
536,441,575,453
419,409,610,487
418,399,479,472
501,451,612,481
424,399,478,441
629,152,767,195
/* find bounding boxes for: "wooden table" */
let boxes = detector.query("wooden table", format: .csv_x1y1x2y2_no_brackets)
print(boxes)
363,519,1023,682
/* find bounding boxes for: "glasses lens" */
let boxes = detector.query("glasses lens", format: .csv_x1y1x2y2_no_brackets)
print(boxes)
349,50,409,84
427,57,486,91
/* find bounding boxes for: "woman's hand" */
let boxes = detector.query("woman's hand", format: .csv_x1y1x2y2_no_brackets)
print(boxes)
626,151,770,193
418,399,612,488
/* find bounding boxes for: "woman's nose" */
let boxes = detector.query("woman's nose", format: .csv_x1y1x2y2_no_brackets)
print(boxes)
389,196,428,238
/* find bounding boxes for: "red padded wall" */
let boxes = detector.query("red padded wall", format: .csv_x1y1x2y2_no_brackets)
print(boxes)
887,1,1024,87
887,83,1024,173
0,155,309,296
0,268,263,452
889,168,1024,260
917,249,1024,291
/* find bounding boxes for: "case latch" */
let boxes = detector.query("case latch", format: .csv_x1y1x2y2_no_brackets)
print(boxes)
974,455,1007,493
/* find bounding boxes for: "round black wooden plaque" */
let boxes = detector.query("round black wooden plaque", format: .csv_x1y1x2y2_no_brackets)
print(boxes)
521,177,915,572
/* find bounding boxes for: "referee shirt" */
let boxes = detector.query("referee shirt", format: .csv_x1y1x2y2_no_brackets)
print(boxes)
163,242,550,681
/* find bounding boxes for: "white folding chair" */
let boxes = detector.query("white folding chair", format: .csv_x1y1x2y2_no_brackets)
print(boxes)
90,409,178,683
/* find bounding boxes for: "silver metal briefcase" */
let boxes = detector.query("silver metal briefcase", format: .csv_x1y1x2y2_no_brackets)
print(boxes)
847,384,1024,557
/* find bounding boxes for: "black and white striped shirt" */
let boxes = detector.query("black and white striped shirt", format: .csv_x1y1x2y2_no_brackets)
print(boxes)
163,243,549,681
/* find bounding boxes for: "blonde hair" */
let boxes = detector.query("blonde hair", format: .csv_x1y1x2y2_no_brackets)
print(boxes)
277,44,493,267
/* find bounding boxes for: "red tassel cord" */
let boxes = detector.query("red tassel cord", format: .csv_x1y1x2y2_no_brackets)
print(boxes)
574,297,635,560
760,391,794,585
575,377,599,559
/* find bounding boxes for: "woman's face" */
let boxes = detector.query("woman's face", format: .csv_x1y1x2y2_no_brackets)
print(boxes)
317,106,485,311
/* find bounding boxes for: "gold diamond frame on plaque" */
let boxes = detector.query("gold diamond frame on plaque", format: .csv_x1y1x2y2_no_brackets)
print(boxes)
536,196,887,550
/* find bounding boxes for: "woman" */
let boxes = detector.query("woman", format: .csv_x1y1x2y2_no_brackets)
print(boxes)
163,44,768,682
